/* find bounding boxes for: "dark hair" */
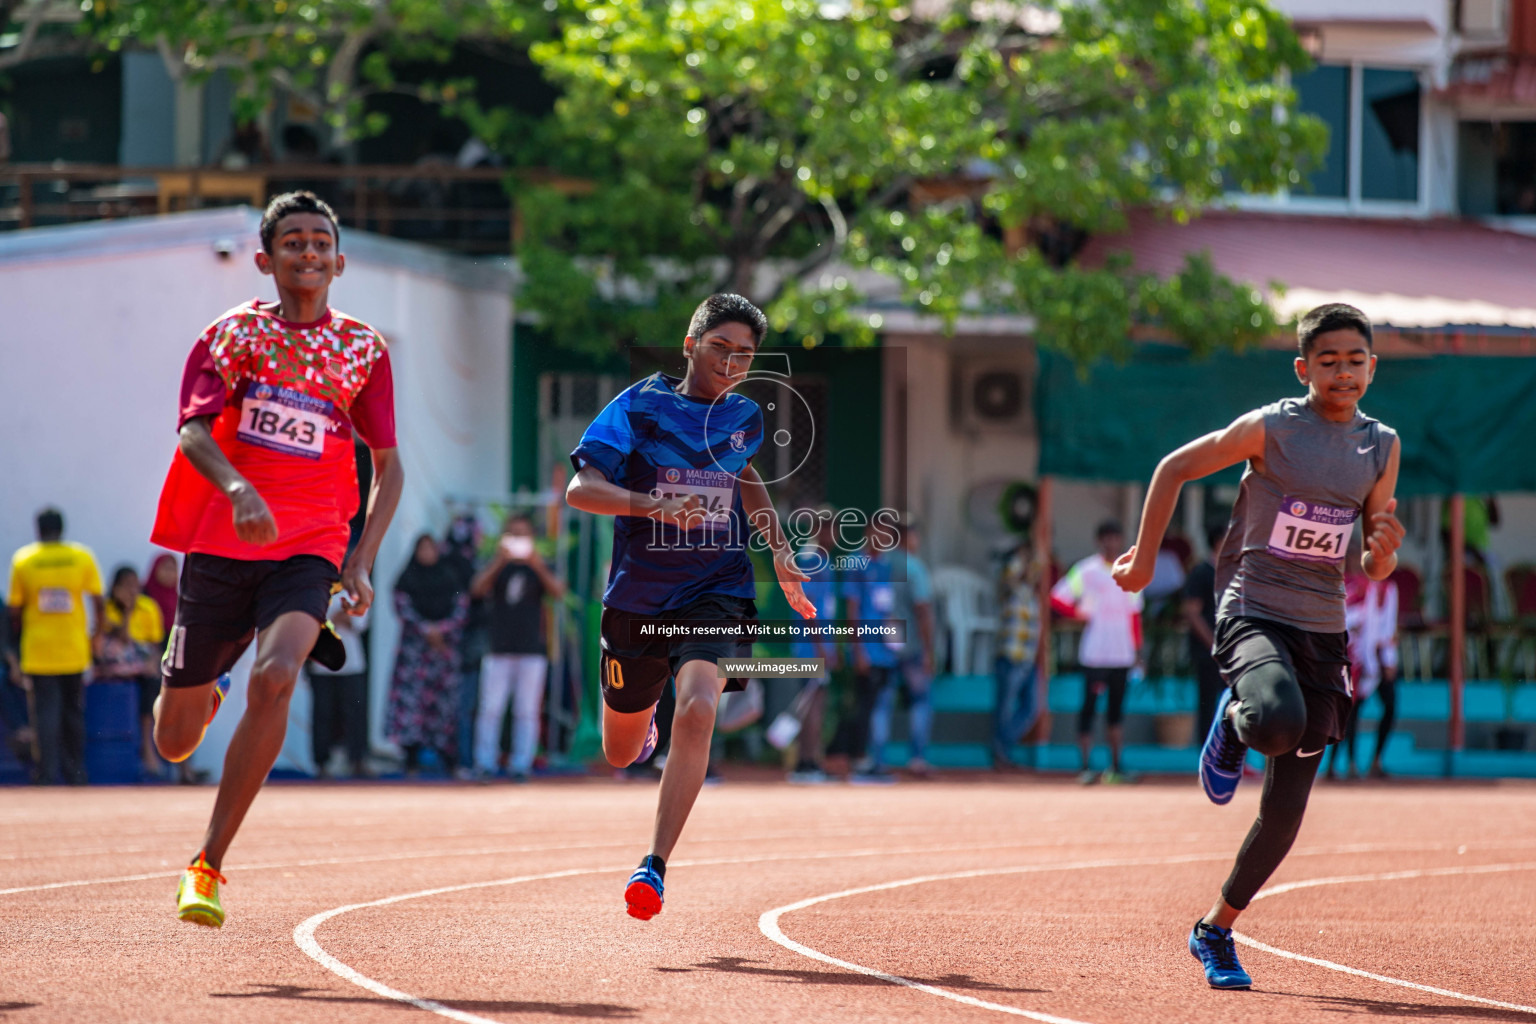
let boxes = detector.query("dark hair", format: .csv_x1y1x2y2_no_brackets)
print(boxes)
687,293,768,347
260,190,339,254
36,507,63,541
1297,303,1372,357
1095,520,1123,540
108,564,139,612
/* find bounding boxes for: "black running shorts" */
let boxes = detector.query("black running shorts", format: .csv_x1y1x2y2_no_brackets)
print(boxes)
161,553,339,688
598,594,756,714
1213,615,1352,748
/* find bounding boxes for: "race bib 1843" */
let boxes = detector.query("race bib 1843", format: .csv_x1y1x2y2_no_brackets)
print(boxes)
237,383,332,460
652,467,736,529
1267,497,1357,563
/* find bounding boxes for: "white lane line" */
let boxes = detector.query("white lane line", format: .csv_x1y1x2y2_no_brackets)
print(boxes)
292,846,1096,1024
758,854,1251,1024
296,847,1239,1024
0,828,1251,898
760,850,1536,1021
296,867,599,1024
1234,861,1536,1016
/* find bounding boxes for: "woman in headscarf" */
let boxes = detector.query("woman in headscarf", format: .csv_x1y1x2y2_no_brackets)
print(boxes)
385,534,468,775
144,554,179,630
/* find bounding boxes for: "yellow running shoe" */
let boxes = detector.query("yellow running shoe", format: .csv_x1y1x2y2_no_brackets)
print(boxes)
164,673,231,765
176,852,227,927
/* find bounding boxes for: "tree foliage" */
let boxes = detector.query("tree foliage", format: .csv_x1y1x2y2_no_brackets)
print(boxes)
76,0,549,146
492,0,1323,361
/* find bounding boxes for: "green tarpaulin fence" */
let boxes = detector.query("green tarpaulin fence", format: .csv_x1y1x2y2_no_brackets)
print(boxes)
1036,346,1536,495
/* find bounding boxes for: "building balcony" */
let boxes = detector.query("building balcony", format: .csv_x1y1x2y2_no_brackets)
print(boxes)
0,163,589,255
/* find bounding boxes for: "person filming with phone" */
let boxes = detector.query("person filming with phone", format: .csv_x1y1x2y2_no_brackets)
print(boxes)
469,514,565,781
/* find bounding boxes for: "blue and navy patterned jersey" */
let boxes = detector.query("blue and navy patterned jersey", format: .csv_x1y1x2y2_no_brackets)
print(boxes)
570,372,765,615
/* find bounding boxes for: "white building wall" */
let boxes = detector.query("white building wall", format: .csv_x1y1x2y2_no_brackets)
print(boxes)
0,208,512,776
885,332,1038,571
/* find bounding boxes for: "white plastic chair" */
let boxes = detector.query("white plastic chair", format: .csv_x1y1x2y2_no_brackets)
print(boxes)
930,565,1000,676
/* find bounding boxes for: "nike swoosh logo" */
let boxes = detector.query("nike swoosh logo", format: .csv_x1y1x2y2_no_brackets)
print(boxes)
1297,748,1323,758
1357,446,1375,454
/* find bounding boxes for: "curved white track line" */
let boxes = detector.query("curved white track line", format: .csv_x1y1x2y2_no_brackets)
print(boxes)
760,854,1246,1024
762,854,1536,1021
296,867,597,1024
296,849,1237,1024
1234,861,1536,1016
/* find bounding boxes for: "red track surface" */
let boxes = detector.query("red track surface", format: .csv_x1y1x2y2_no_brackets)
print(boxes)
4,774,1535,1023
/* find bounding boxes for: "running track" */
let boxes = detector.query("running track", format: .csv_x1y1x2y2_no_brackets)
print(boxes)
3,774,1534,1023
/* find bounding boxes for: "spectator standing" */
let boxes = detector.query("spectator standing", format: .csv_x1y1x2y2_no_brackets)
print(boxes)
1441,495,1499,570
1328,570,1400,781
839,526,897,782
786,511,840,783
385,534,468,775
97,565,166,778
7,508,103,785
308,590,371,778
993,536,1044,767
1052,520,1143,785
143,554,179,631
469,514,565,782
0,600,34,775
441,513,487,777
868,521,937,777
1183,526,1226,738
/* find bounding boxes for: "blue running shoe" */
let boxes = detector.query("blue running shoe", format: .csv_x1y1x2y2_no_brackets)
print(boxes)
636,708,659,765
1189,920,1252,989
625,859,664,920
1199,687,1247,805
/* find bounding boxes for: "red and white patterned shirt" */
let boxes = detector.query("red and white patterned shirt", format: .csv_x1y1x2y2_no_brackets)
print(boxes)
151,300,396,568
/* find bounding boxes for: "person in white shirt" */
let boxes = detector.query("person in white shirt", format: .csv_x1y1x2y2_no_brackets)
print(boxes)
1328,571,1399,780
1052,521,1144,784
307,591,371,778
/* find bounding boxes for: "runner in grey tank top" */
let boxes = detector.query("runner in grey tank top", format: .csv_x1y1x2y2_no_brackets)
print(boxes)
1109,304,1405,991
1216,396,1397,633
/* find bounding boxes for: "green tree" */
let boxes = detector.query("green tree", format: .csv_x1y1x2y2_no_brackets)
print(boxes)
490,0,1324,361
74,0,549,146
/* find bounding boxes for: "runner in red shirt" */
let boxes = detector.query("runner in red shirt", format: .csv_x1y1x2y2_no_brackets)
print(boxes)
150,192,404,928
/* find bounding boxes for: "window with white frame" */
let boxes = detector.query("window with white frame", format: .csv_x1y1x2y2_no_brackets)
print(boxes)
1255,63,1425,209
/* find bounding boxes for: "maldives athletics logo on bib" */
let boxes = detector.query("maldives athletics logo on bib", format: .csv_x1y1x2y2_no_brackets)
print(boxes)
1289,500,1308,517
663,468,681,484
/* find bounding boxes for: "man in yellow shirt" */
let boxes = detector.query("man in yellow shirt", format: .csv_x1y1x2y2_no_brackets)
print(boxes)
7,509,104,784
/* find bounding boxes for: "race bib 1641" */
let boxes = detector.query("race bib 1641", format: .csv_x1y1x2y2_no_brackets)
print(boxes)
237,383,332,460
1267,497,1357,563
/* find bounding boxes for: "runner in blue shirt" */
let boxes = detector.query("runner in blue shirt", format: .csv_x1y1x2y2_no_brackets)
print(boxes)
565,293,813,921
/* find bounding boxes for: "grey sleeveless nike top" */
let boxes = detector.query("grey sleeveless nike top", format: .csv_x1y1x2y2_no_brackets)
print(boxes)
1215,397,1396,633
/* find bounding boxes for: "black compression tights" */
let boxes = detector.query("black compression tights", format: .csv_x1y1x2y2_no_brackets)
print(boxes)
1221,660,1321,911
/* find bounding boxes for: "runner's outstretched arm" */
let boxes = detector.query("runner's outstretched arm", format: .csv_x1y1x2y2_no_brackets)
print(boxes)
565,465,703,527
1113,411,1266,594
341,446,403,617
737,465,814,619
178,416,277,546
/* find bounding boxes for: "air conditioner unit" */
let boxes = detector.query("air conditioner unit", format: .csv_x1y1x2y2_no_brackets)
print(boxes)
1460,0,1506,35
951,356,1033,435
